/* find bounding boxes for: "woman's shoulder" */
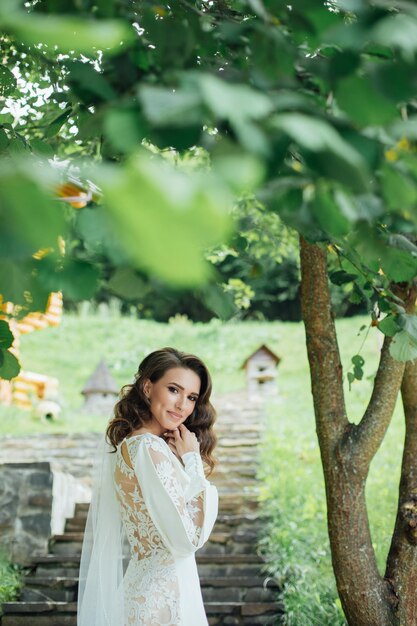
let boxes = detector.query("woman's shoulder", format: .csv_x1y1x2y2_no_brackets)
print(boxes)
124,432,169,454
125,431,160,441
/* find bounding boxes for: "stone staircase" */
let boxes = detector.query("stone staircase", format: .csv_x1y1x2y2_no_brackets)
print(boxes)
1,392,284,625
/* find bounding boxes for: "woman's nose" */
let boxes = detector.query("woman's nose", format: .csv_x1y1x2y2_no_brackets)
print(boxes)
175,395,186,409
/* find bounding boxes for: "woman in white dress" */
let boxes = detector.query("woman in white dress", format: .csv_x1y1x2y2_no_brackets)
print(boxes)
77,347,219,626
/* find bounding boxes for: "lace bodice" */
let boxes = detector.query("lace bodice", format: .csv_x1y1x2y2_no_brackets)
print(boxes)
114,433,207,561
113,433,218,625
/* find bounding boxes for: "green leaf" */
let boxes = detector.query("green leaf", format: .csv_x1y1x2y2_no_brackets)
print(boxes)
372,13,417,62
96,152,232,286
76,208,129,264
397,313,417,341
378,315,400,337
353,365,363,380
200,280,236,320
198,74,273,154
389,234,417,256
67,62,116,102
311,188,350,237
211,154,265,194
0,349,20,380
272,113,369,192
380,165,417,212
59,260,100,300
0,159,67,253
141,11,195,68
31,139,54,157
0,320,14,349
352,354,365,367
45,108,71,139
0,66,17,98
380,247,417,282
389,330,417,362
330,270,358,285
336,75,398,126
249,24,295,81
373,61,417,102
4,13,134,55
339,130,382,171
349,283,365,304
388,118,417,141
0,128,10,153
328,50,360,83
139,85,203,126
103,107,146,152
200,77,272,120
108,267,150,299
9,137,28,154
0,260,29,304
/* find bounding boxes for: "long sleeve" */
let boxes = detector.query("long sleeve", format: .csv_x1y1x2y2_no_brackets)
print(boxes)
133,435,218,558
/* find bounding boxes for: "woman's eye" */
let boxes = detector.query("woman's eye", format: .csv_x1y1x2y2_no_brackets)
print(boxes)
168,386,178,393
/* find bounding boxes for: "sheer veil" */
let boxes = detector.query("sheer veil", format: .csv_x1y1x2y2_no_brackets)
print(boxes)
77,433,126,626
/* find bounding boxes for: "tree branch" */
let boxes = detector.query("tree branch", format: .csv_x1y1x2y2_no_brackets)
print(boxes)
350,284,417,476
386,358,417,623
299,237,349,458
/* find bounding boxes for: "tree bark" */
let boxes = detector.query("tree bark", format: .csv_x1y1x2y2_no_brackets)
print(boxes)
299,237,408,626
386,358,417,624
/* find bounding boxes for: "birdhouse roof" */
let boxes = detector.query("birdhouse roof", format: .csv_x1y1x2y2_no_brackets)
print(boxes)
241,344,281,369
81,359,119,395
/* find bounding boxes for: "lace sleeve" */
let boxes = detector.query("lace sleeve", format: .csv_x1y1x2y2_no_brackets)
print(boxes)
132,435,218,558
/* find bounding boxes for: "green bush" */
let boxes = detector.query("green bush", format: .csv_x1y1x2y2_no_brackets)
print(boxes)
0,553,23,608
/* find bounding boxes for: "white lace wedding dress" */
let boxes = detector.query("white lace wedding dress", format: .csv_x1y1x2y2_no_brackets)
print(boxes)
114,432,219,626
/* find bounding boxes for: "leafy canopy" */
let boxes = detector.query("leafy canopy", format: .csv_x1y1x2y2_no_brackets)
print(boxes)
1,0,417,377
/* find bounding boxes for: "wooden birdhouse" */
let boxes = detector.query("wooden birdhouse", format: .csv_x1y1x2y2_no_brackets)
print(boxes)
241,344,281,397
81,359,119,415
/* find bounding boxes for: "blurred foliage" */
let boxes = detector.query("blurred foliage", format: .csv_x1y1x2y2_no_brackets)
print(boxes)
1,0,417,375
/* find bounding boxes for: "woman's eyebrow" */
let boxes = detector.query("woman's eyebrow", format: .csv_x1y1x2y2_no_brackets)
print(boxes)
168,382,200,396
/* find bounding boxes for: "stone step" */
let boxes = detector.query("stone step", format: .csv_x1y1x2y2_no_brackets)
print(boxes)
65,511,265,534
21,578,78,603
31,553,267,579
48,535,258,557
71,493,261,523
1,602,77,626
206,601,284,625
215,426,263,435
29,556,81,579
216,439,261,448
57,524,262,545
1,601,283,626
21,574,279,603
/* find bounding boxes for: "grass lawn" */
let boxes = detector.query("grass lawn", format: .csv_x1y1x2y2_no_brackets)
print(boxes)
0,311,405,623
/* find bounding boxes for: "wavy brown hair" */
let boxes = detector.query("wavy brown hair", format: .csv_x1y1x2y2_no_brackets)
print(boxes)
106,347,217,475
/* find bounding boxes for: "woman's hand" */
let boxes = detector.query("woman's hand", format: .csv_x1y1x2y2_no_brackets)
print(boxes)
164,423,200,459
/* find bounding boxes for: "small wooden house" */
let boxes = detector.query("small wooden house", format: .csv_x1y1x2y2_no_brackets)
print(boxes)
81,359,119,415
241,344,281,397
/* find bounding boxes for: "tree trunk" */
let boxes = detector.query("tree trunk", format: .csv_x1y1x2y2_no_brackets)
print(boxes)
299,237,410,626
386,359,417,624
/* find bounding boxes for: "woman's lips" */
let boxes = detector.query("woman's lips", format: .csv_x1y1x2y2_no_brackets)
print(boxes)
167,411,183,420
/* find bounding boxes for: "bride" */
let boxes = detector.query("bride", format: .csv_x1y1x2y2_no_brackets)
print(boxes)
77,347,219,626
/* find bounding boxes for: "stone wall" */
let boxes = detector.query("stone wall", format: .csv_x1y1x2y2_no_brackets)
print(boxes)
0,462,53,566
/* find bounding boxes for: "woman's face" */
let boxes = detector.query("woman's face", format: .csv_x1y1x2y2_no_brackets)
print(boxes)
143,367,201,435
